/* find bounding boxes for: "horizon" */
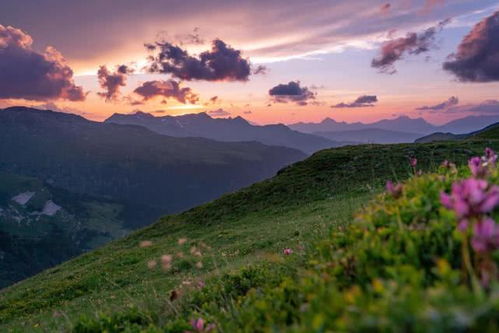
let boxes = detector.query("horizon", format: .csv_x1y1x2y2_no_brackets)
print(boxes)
0,1,498,125
5,104,499,129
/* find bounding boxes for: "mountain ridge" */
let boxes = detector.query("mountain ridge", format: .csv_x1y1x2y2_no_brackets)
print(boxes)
105,111,341,154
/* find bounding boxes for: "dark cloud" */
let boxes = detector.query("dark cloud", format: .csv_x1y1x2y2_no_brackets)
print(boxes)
97,65,134,101
253,65,268,75
443,11,499,82
268,81,316,106
210,96,219,103
372,19,449,74
133,80,199,104
147,39,260,81
0,25,85,101
332,95,378,108
416,96,459,111
207,108,231,117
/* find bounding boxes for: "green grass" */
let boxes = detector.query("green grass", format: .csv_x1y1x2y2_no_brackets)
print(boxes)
1,138,499,331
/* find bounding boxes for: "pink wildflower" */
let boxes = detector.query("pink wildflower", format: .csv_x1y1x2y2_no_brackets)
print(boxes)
469,157,488,178
386,181,403,199
188,318,216,333
139,240,153,248
409,158,417,168
483,147,497,165
471,218,499,253
161,254,172,270
283,248,293,255
469,148,498,178
440,179,499,220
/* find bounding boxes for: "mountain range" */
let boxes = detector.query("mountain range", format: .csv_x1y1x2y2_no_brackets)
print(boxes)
0,106,305,287
290,115,499,143
105,111,340,154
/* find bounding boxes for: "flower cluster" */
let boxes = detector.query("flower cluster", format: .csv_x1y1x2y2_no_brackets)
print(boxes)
468,147,497,178
440,148,499,286
440,178,499,232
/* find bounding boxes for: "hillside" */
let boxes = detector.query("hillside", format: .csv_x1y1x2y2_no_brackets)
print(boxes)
416,122,499,143
1,130,498,331
0,172,140,288
105,111,339,154
0,106,305,288
0,107,304,214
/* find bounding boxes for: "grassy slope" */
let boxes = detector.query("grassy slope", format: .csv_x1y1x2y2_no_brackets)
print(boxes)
1,138,498,331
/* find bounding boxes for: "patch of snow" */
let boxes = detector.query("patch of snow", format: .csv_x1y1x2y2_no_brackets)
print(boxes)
41,200,62,216
11,192,35,205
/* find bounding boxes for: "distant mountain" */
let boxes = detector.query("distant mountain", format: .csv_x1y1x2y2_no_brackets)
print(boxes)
0,106,305,287
437,115,499,134
290,116,437,135
105,112,339,154
314,128,423,144
416,122,499,143
291,115,499,144
290,118,367,133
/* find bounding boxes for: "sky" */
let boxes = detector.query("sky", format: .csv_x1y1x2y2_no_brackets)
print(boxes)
0,0,498,125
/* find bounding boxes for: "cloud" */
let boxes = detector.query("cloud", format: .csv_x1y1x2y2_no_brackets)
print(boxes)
268,81,316,106
147,39,260,81
371,19,449,74
243,110,252,114
445,100,499,114
416,96,459,111
424,0,445,12
253,65,268,75
443,11,499,82
332,95,378,108
0,25,85,101
207,108,231,117
133,80,199,104
97,65,134,101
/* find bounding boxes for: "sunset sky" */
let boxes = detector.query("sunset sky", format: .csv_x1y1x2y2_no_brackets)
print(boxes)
0,0,498,125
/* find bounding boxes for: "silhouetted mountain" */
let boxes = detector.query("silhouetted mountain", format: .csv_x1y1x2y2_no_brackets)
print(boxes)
315,128,422,144
105,112,339,154
0,106,305,287
289,118,366,133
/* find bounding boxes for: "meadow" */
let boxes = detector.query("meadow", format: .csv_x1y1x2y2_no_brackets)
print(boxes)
1,135,498,332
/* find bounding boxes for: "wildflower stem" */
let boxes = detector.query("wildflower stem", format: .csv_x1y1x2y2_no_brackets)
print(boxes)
461,236,482,296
